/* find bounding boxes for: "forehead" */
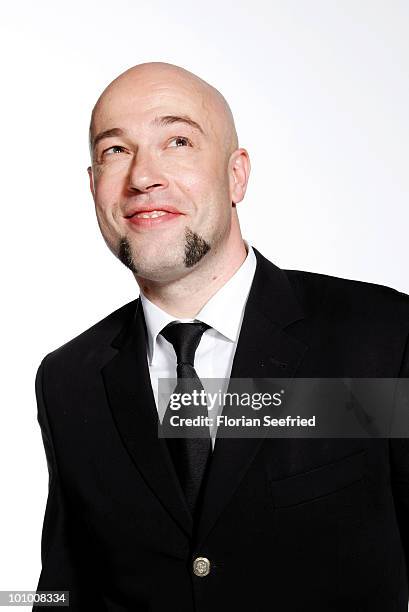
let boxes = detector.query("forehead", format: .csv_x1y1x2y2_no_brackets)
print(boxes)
92,75,214,135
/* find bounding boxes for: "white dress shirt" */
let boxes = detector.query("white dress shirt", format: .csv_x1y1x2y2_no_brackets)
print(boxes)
140,241,257,449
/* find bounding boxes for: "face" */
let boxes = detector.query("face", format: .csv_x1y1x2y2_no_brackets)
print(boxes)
88,69,247,282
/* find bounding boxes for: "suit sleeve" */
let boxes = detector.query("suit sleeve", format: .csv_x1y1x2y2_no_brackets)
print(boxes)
33,356,95,612
389,328,409,587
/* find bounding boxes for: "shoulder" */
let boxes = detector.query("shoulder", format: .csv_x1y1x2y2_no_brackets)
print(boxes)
284,267,409,332
277,268,409,375
38,298,138,372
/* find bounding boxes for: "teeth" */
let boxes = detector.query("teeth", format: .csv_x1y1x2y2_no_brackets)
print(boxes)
134,210,168,219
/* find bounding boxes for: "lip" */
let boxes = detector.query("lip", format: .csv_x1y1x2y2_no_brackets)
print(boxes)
125,210,183,229
124,204,181,217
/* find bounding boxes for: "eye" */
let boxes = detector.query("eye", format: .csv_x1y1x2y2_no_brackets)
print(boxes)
168,136,192,148
103,145,127,156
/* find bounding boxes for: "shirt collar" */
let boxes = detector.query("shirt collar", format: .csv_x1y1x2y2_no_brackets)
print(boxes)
140,241,257,365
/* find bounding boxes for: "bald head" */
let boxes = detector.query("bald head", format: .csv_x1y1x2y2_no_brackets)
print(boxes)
89,62,238,160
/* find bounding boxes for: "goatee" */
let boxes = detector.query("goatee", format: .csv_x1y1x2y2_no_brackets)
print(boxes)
118,237,138,273
184,229,210,267
116,228,211,274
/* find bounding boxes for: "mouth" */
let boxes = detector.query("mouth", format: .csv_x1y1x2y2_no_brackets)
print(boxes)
125,208,183,228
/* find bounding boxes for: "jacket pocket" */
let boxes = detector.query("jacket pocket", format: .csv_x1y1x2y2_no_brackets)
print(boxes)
270,450,366,508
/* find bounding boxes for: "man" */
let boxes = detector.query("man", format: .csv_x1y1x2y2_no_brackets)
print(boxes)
35,62,409,611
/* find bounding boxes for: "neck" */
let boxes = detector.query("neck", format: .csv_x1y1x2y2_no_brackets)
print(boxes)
136,235,248,319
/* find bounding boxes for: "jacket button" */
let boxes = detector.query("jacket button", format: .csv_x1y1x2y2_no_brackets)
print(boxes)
193,556,211,577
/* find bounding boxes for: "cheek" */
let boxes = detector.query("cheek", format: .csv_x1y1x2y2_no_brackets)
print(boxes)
93,158,131,195
93,170,124,217
176,162,227,200
93,190,122,241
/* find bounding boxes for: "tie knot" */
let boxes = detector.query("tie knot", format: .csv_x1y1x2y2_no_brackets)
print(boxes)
160,321,210,366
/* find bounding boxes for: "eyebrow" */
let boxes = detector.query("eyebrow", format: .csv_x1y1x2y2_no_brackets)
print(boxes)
151,115,204,134
92,115,204,152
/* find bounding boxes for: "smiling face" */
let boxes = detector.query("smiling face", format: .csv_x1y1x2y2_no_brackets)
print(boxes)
88,63,249,283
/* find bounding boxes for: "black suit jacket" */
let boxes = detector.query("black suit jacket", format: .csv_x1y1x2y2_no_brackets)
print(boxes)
34,248,409,611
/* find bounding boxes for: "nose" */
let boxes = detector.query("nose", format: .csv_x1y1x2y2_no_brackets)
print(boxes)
126,150,168,193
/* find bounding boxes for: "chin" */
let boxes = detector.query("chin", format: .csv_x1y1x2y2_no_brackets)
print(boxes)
133,255,185,282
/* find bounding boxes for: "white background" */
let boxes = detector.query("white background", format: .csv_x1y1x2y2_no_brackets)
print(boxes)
1,0,408,606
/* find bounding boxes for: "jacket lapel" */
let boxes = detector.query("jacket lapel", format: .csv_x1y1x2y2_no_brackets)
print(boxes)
195,248,308,548
101,300,193,538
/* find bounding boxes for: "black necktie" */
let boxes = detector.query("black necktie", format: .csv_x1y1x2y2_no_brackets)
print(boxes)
160,321,211,516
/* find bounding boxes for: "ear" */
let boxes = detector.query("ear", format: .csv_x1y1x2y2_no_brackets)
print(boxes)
87,166,95,199
229,148,251,206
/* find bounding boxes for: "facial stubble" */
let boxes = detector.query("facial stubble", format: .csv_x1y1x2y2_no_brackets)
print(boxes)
117,228,211,274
